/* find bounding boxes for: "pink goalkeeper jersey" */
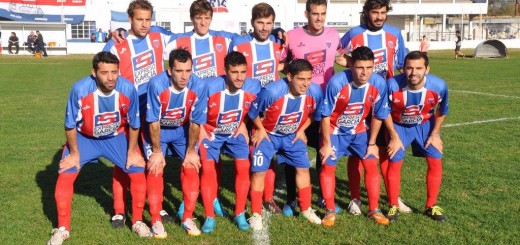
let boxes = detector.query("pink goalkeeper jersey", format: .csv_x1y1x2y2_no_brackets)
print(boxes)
282,26,341,90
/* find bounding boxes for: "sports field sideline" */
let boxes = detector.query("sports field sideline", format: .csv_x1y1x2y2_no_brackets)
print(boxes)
0,49,519,244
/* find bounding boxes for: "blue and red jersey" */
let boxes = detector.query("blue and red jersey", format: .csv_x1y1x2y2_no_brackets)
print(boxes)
322,70,388,135
229,34,284,87
248,78,323,137
203,76,261,136
387,74,449,126
146,72,208,127
341,24,406,79
64,75,140,139
164,29,238,79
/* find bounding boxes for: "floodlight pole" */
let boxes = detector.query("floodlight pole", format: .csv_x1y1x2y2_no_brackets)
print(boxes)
515,0,518,17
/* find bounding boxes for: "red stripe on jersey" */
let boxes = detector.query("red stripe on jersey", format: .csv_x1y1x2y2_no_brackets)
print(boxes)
384,33,398,78
212,36,228,76
115,41,134,83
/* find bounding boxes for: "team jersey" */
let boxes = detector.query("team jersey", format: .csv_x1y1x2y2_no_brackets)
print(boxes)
163,29,238,79
103,31,171,113
322,70,388,135
387,74,449,126
248,78,323,137
203,76,261,136
146,71,208,127
282,26,341,90
229,33,283,87
64,75,140,139
341,24,406,80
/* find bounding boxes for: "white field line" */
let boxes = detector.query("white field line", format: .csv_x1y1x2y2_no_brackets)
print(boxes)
443,116,520,128
450,90,520,99
252,210,272,245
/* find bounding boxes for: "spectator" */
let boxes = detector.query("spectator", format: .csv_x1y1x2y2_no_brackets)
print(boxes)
455,30,464,59
27,31,36,54
420,35,430,56
35,30,48,57
8,32,19,54
90,33,96,42
95,28,107,43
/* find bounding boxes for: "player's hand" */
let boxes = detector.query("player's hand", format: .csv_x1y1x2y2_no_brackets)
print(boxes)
126,149,146,169
233,123,249,143
319,144,335,164
59,152,80,173
147,152,165,176
281,31,289,47
425,134,443,154
363,144,379,159
292,129,307,144
387,135,405,159
111,29,126,43
182,149,201,173
251,128,270,148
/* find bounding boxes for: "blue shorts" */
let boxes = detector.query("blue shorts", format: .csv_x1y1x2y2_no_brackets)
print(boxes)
142,125,188,159
324,132,375,166
251,133,309,172
200,134,249,162
61,132,144,174
390,119,442,162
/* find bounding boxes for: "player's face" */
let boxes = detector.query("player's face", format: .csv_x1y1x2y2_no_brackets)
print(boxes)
92,62,119,94
225,64,247,93
129,8,152,38
367,6,387,29
287,70,312,96
252,15,274,42
192,12,212,36
305,4,327,34
404,58,429,88
351,60,374,86
168,59,193,91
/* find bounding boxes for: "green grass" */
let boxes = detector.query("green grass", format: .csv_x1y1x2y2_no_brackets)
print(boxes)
1,49,519,244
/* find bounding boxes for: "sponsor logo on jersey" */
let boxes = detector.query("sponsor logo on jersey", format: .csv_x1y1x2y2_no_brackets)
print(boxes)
161,107,186,127
193,53,217,78
275,111,302,134
400,105,423,124
337,102,364,128
214,109,242,134
373,48,388,78
253,60,275,86
132,50,157,86
94,111,121,137
305,50,327,77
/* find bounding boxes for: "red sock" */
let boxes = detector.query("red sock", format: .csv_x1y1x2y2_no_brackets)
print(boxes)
182,166,200,222
55,172,78,230
319,164,336,210
200,159,216,218
250,190,263,215
263,160,276,201
112,166,129,214
379,150,390,195
386,160,403,206
362,158,380,212
347,156,362,200
128,172,147,224
235,159,250,215
298,186,312,211
146,172,163,224
426,157,443,208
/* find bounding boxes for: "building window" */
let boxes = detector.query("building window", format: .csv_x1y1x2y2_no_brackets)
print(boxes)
157,22,171,31
294,22,306,28
274,22,281,29
239,22,247,33
71,20,96,39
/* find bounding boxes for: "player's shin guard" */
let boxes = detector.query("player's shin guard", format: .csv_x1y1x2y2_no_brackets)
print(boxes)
379,150,390,195
181,166,200,222
319,164,336,210
201,160,217,218
128,172,147,224
284,165,297,203
112,166,129,214
425,157,443,208
263,161,276,202
386,160,403,206
298,186,312,212
55,172,78,230
146,172,163,224
235,159,250,216
347,156,362,200
362,158,380,212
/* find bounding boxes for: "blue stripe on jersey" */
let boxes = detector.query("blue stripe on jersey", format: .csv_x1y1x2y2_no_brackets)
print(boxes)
99,94,116,113
285,96,303,114
256,43,272,61
132,38,149,54
195,38,210,54
224,93,240,111
367,34,383,51
169,90,186,109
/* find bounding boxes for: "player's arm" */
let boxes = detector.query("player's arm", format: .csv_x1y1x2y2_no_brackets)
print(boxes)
384,115,403,159
319,116,335,164
126,126,145,169
59,127,81,173
364,118,383,159
425,112,446,154
250,116,270,148
182,122,202,172
147,121,165,176
292,116,311,144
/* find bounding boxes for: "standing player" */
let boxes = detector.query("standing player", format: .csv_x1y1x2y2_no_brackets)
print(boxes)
340,0,410,215
385,51,448,222
103,0,177,228
454,30,464,59
198,51,261,233
47,52,149,245
247,59,323,231
144,49,207,237
319,46,390,226
281,0,343,215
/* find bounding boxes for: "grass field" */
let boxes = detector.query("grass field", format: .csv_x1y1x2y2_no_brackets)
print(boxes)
1,49,519,245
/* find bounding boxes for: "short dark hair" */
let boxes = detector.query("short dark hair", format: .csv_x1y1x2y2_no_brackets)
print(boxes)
251,3,275,22
224,51,247,70
405,51,429,67
287,59,313,77
93,51,120,71
350,46,375,63
306,0,327,13
127,0,153,18
168,49,192,68
190,0,213,18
